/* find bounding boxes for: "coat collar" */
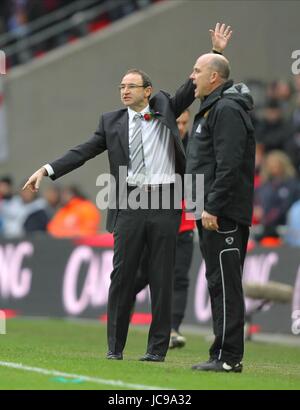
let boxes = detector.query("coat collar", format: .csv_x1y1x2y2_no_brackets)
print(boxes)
197,80,234,117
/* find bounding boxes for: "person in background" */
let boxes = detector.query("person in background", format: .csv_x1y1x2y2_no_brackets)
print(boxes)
285,124,300,177
254,150,300,240
255,99,293,153
266,79,293,117
19,183,49,233
0,176,25,238
43,184,62,218
0,176,49,237
47,185,101,238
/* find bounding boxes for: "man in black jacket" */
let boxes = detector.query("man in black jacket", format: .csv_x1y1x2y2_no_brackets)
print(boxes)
23,25,232,363
186,53,255,372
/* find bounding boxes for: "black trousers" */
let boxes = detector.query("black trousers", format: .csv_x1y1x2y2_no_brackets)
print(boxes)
196,217,249,365
172,230,194,331
133,230,194,332
107,187,181,357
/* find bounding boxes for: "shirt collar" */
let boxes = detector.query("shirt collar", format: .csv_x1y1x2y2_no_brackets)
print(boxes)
128,105,150,122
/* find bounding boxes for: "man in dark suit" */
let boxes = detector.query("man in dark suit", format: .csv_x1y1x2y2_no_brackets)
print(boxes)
23,23,232,362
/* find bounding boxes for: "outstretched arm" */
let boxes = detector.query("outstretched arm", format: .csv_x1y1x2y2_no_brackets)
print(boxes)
23,116,107,192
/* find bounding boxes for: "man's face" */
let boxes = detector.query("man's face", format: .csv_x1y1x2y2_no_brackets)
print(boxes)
61,188,74,206
20,187,35,203
0,182,12,197
190,57,213,99
120,73,152,109
176,111,190,139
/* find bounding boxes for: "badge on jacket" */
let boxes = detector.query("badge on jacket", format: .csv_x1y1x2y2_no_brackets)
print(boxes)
195,123,202,133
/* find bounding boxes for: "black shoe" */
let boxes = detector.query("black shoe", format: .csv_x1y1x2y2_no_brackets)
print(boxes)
106,351,123,360
139,353,165,362
191,359,243,373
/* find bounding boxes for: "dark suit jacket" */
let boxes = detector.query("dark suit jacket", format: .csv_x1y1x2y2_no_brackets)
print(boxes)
49,79,195,232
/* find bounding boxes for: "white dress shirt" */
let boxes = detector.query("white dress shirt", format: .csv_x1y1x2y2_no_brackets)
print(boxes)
44,105,176,185
127,105,175,185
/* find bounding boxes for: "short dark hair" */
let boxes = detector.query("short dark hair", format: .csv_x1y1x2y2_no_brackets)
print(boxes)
124,69,153,88
64,184,87,200
0,175,13,185
209,57,230,80
266,98,281,109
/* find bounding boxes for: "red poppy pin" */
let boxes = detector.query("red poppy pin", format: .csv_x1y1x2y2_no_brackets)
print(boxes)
143,113,152,121
143,111,159,121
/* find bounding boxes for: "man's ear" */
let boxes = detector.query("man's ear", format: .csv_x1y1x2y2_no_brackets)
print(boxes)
145,86,152,99
210,71,218,84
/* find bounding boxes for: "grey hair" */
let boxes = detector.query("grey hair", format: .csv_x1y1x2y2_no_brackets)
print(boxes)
209,57,230,80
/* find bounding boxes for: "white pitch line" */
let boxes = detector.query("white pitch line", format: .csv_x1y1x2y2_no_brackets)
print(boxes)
0,361,171,390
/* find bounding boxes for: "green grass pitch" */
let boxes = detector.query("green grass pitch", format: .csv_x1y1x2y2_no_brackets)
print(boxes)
0,318,299,390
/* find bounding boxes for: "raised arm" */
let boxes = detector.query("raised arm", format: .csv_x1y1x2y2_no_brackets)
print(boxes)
170,22,233,117
210,22,233,53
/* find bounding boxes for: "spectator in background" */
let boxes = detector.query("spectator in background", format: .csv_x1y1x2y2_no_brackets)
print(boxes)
43,184,62,217
252,143,265,226
255,99,293,153
6,1,28,34
6,0,32,65
0,176,49,237
177,109,190,151
19,184,49,234
254,150,300,240
266,79,293,117
285,124,300,177
285,198,300,246
47,185,101,237
254,143,265,188
292,74,300,129
0,176,25,238
107,0,144,21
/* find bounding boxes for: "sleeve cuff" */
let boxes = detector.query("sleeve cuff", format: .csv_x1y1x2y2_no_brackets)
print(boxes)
43,163,54,177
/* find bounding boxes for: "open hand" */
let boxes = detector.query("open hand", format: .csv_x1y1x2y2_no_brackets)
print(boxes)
210,22,233,53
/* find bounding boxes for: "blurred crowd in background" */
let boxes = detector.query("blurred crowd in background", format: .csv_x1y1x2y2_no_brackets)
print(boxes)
249,75,300,247
0,177,101,239
0,0,156,34
0,1,300,247
0,0,158,68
